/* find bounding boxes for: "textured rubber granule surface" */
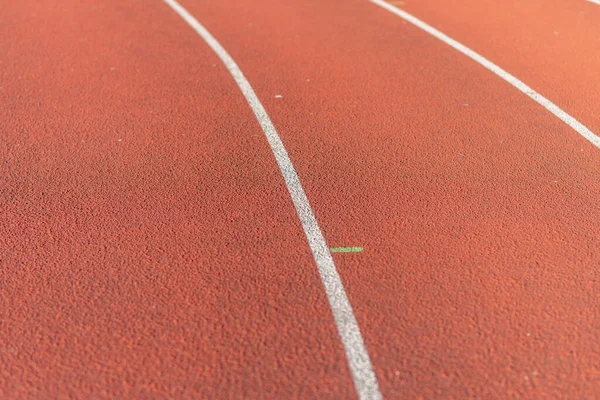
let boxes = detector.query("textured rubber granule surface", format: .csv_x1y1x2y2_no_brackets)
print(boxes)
1,0,599,398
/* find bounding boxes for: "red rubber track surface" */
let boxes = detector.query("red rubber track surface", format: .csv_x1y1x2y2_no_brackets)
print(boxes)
0,1,354,398
2,0,599,398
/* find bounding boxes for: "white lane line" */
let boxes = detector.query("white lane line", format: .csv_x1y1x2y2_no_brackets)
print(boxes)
370,0,600,150
588,0,600,5
162,1,382,399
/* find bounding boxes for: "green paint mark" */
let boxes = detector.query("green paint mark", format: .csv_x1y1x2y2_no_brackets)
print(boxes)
330,247,364,253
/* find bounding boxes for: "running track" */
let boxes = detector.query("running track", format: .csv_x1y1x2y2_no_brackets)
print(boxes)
1,0,599,398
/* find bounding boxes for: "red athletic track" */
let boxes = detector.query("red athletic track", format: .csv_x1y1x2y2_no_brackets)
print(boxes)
1,0,599,398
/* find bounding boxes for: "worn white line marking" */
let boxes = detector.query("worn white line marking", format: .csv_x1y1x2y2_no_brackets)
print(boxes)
370,0,600,149
162,1,382,399
587,0,600,5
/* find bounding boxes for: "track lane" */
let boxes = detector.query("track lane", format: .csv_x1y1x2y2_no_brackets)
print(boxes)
161,1,381,397
370,0,600,150
0,0,358,398
174,0,600,397
382,0,600,138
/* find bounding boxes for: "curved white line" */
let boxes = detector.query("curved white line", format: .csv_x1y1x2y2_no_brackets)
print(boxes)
162,1,382,399
371,0,600,150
